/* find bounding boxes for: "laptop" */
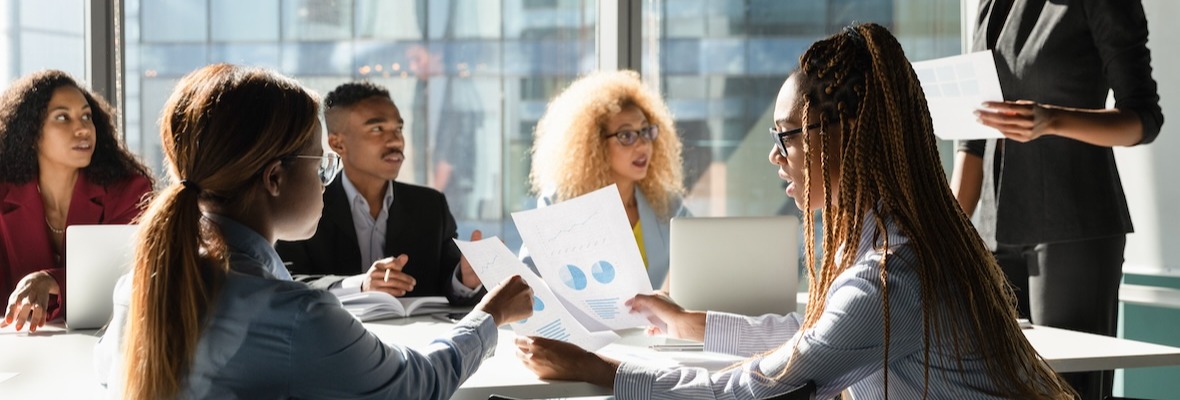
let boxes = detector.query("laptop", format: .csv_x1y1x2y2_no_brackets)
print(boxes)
65,224,139,330
669,216,799,316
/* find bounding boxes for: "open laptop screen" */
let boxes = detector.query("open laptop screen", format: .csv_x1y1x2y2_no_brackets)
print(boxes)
65,224,139,330
669,216,799,316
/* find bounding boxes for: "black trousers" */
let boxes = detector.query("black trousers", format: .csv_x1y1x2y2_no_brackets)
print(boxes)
995,235,1125,400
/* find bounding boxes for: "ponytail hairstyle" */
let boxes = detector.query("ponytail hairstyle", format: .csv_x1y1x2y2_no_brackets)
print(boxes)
121,64,320,400
785,23,1073,398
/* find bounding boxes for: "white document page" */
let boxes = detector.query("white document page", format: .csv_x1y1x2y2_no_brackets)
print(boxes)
512,185,655,330
912,50,1005,140
455,237,618,351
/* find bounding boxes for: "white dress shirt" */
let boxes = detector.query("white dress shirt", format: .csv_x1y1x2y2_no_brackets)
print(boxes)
337,170,480,297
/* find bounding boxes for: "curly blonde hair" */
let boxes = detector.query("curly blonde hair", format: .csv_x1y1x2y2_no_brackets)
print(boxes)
529,70,684,217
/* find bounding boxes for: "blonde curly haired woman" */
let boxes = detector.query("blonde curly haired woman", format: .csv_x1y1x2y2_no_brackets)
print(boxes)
525,70,687,290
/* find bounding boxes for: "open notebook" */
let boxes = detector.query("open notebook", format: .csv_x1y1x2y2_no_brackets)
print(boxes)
335,292,451,321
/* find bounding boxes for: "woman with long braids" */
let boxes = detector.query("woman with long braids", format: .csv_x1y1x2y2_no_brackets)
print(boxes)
514,23,1074,399
0,70,153,332
94,64,534,399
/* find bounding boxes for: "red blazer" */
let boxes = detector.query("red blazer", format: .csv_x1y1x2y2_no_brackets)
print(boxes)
0,173,151,320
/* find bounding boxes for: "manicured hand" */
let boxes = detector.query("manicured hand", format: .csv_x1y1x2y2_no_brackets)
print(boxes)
515,336,619,387
478,275,533,326
976,100,1057,143
627,292,706,342
458,230,484,289
2,271,60,332
362,255,415,296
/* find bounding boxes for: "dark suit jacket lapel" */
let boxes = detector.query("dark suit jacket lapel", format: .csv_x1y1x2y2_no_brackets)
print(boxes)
322,176,361,273
383,181,406,257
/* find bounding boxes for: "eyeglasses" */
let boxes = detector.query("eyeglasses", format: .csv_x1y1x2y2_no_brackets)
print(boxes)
282,153,342,186
769,122,822,158
604,125,658,146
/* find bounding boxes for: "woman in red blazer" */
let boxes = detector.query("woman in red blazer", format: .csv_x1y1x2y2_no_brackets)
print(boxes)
0,70,153,332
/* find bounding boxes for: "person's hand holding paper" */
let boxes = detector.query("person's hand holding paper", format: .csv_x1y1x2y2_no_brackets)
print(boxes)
975,99,1057,143
626,292,706,342
455,237,619,351
511,185,655,331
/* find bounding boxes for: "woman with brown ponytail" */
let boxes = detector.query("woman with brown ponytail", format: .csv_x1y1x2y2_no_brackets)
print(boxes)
94,64,534,399
514,24,1075,399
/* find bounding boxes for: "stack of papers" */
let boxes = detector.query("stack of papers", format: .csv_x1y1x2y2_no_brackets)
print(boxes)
455,185,657,351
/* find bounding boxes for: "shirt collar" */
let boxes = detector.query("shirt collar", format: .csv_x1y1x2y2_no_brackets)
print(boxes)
204,214,292,281
340,169,395,209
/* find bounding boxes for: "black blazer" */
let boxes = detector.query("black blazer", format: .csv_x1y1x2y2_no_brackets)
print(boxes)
962,0,1163,245
275,177,483,306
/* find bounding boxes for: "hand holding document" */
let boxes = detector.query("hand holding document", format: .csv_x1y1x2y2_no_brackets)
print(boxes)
455,237,619,351
455,185,666,350
512,185,655,331
912,50,1005,140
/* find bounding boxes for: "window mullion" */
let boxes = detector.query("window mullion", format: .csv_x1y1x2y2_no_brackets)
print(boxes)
598,0,641,72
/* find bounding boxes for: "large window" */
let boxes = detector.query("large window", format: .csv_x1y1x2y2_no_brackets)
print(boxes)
640,0,960,275
0,0,86,86
124,0,597,249
118,0,959,251
643,0,961,220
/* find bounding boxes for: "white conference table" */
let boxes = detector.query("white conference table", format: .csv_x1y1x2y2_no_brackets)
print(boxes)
4,317,1180,399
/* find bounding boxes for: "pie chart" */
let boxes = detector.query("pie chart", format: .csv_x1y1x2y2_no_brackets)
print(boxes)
561,264,587,290
591,261,615,284
519,295,545,324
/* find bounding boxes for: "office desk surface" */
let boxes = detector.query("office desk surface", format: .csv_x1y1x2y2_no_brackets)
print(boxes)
4,319,1180,399
0,326,102,398
1024,324,1180,373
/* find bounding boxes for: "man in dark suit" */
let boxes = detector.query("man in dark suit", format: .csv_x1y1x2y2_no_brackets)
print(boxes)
275,82,484,306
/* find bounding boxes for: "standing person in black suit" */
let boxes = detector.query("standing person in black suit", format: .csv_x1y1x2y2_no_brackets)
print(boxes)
275,82,484,306
952,1,1163,398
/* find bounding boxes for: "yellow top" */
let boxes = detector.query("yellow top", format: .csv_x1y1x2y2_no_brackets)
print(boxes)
633,220,648,269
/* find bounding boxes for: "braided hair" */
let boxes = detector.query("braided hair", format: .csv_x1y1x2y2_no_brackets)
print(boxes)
787,23,1074,399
